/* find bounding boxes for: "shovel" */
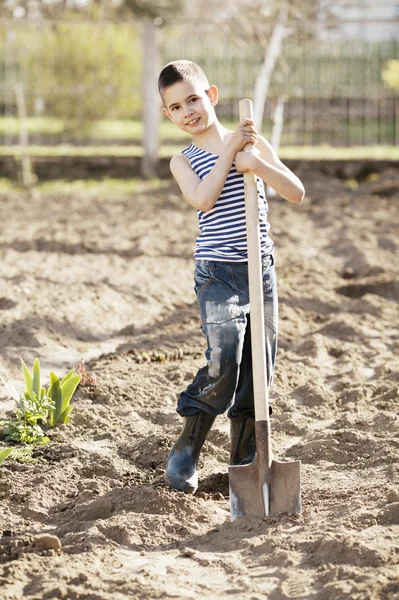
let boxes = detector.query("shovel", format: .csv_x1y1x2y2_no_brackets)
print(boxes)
228,99,302,521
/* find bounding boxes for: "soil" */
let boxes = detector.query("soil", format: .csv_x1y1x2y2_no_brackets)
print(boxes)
0,166,398,600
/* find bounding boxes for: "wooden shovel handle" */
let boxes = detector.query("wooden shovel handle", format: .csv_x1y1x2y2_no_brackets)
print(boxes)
239,99,269,421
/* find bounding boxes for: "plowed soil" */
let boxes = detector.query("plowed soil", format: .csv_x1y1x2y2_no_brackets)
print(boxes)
0,166,398,600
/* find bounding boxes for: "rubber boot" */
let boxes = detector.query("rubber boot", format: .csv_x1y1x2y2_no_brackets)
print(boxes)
165,412,216,494
230,416,256,466
230,406,272,466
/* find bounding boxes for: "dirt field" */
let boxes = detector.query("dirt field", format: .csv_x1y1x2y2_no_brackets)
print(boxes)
0,165,398,600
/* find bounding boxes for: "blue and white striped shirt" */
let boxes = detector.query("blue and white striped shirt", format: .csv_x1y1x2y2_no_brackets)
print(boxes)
182,143,274,262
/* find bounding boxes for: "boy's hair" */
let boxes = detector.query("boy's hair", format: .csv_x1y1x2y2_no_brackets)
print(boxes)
158,60,209,97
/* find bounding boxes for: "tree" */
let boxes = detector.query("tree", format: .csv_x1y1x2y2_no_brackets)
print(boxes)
121,0,183,20
224,0,331,130
382,60,399,92
2,0,184,178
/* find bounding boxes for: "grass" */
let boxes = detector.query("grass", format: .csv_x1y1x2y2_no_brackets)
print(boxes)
0,117,65,136
0,177,172,195
1,144,399,161
0,145,180,158
2,117,397,148
2,116,398,160
0,117,197,143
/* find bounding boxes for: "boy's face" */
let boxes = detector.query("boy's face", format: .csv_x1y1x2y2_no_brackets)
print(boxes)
161,78,218,134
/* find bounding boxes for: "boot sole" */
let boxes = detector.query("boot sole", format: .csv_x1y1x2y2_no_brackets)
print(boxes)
164,473,197,494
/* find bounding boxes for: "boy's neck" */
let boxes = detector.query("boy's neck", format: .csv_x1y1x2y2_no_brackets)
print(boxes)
191,119,232,154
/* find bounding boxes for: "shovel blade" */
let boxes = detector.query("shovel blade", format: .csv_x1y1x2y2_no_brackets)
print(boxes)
270,459,301,516
229,455,269,521
229,457,301,521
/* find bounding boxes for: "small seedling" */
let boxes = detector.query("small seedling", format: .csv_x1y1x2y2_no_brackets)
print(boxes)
1,359,53,445
0,448,13,466
3,421,50,445
77,359,97,386
0,358,81,444
128,348,186,364
47,369,81,426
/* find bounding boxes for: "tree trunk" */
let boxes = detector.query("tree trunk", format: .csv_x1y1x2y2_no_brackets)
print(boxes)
253,3,288,131
267,95,287,197
14,81,33,188
141,20,160,179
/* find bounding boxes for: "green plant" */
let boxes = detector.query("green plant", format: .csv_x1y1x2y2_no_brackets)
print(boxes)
0,358,80,444
47,369,81,426
382,59,399,92
2,421,49,445
8,446,36,464
77,359,97,386
1,359,53,445
0,448,13,466
27,23,142,133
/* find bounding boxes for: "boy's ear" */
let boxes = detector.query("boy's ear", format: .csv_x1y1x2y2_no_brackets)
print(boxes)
207,85,219,107
162,107,173,121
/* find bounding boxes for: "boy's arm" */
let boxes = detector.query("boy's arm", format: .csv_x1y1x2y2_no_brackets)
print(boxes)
170,149,236,212
235,135,305,204
170,119,258,213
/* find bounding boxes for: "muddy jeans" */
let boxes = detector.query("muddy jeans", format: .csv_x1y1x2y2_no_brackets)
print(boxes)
177,255,278,420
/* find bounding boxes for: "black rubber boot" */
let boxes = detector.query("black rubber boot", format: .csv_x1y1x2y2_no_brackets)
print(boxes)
230,416,256,466
165,412,216,494
230,406,272,466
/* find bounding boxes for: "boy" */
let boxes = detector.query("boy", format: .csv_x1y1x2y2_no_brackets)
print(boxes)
158,60,305,494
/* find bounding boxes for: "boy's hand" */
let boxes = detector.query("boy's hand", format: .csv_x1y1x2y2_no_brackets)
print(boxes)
228,119,258,154
235,147,260,173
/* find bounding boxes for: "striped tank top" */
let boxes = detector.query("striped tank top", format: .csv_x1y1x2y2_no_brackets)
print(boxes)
182,143,273,262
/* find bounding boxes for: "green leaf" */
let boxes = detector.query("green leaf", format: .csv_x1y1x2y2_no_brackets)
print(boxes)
49,372,59,387
2,420,49,445
60,375,81,413
20,358,33,398
61,368,75,385
48,377,62,426
47,371,80,426
32,358,41,403
58,405,73,425
0,448,13,466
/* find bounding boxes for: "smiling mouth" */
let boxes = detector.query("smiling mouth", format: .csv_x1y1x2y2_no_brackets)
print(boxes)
186,117,200,126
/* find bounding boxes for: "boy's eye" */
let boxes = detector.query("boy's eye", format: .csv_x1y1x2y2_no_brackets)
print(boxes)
190,98,198,103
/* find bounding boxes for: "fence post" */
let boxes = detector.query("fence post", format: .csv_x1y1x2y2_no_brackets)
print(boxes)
141,20,160,179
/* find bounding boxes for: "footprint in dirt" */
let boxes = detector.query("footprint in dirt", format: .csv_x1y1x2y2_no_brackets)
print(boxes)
0,297,17,310
280,575,314,599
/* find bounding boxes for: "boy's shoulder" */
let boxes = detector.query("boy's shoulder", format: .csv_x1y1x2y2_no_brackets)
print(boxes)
170,151,192,179
170,142,195,169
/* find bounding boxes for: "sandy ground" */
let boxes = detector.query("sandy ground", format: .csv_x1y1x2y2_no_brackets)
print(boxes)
0,166,398,600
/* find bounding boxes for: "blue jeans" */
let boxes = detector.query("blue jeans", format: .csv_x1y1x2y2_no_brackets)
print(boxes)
177,255,278,420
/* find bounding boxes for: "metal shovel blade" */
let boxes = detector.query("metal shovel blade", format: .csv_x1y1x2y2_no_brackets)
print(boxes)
229,454,269,521
270,459,302,516
229,421,301,521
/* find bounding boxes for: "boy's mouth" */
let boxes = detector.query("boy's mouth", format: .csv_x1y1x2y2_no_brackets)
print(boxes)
186,117,200,126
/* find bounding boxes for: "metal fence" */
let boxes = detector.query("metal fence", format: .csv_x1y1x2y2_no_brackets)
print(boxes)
0,18,398,148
